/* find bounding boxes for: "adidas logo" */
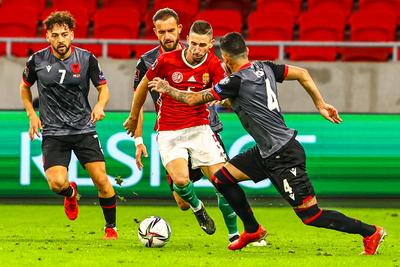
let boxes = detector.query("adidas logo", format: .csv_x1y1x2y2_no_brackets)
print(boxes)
188,75,196,82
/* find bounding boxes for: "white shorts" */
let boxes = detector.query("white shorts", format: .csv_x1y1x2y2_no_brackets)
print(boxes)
157,125,227,169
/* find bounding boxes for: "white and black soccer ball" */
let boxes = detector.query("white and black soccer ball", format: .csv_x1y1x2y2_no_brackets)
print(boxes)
138,216,171,248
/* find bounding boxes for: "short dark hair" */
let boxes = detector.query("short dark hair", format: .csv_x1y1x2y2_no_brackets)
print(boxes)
220,32,247,57
189,20,213,37
44,11,75,31
152,8,179,24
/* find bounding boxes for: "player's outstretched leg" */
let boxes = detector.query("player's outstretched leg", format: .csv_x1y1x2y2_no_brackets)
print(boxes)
294,202,387,255
211,167,266,249
173,181,215,234
63,182,79,220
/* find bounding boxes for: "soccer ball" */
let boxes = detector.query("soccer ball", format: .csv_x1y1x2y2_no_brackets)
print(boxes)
138,216,171,248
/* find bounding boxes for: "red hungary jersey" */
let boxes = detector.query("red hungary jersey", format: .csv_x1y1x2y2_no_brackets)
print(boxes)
146,49,225,131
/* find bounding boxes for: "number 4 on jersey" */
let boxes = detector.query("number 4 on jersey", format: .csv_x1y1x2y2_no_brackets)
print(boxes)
265,78,280,112
283,178,295,200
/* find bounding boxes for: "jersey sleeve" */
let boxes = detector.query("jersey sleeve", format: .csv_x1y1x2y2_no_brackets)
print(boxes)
145,55,164,81
133,57,148,90
89,54,107,87
264,61,288,83
211,75,241,101
22,55,37,87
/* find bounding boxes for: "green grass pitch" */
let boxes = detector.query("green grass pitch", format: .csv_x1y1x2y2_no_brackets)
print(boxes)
0,203,398,266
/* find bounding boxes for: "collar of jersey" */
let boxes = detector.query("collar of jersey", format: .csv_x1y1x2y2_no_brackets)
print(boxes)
181,48,208,69
238,62,252,71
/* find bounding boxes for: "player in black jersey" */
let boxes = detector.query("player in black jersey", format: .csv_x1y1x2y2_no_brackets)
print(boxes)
128,8,244,243
149,32,386,254
19,11,118,240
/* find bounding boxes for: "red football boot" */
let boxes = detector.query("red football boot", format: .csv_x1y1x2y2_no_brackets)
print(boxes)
228,225,267,250
104,227,118,240
361,226,387,255
64,182,79,220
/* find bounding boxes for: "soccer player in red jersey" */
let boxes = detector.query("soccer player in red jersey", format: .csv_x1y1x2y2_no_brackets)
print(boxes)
124,20,230,235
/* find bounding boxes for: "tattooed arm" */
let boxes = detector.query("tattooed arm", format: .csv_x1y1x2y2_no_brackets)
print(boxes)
148,77,216,106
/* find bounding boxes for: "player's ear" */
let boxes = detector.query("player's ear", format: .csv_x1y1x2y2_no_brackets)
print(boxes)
45,31,50,43
177,24,183,34
153,27,157,36
246,47,249,56
71,31,74,41
210,38,215,48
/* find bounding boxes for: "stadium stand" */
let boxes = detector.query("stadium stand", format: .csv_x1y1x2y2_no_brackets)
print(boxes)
289,8,346,61
247,9,295,60
341,9,397,61
51,0,98,15
195,10,242,37
1,0,46,13
0,6,40,57
102,0,149,18
89,7,141,58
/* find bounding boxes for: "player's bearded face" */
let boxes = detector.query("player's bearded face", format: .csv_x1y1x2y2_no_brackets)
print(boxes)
47,24,73,57
187,33,213,64
154,17,182,52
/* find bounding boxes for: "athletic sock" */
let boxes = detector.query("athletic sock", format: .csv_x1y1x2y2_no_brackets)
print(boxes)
99,195,117,228
307,209,376,237
57,186,74,198
212,168,259,233
216,192,238,235
173,181,201,211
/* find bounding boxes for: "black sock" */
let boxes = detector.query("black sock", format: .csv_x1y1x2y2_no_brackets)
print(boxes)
308,209,376,237
57,186,74,198
212,167,259,233
99,195,116,228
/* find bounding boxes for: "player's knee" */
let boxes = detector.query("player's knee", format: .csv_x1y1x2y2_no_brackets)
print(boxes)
211,167,237,190
47,177,67,193
294,204,323,225
173,176,190,187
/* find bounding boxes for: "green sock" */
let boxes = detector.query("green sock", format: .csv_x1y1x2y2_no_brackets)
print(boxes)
173,181,200,210
216,192,238,235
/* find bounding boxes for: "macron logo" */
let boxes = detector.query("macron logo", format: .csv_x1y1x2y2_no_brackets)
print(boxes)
46,65,52,72
290,168,297,177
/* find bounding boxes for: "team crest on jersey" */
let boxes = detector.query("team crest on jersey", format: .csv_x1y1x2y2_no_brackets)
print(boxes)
71,63,81,78
172,71,183,83
202,73,210,85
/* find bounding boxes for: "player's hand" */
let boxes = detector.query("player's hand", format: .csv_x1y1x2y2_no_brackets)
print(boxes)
91,104,105,123
318,103,342,124
135,143,148,170
123,116,138,136
148,77,169,93
28,113,42,140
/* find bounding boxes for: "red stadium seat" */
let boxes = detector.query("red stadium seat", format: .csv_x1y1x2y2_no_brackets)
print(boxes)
145,0,200,38
2,0,46,13
0,6,40,57
30,6,91,53
256,0,302,18
289,9,346,61
359,0,400,23
341,10,397,61
88,7,141,58
307,0,353,17
247,9,295,60
204,0,253,18
51,0,98,14
102,0,149,18
195,10,242,37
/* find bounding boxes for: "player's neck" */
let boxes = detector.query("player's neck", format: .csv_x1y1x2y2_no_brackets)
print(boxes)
232,59,251,73
184,48,203,66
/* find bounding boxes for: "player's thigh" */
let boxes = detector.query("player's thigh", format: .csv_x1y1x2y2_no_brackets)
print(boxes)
72,132,105,168
157,130,189,168
227,146,268,182
42,135,72,171
165,158,190,186
188,125,226,169
266,140,316,207
201,162,225,179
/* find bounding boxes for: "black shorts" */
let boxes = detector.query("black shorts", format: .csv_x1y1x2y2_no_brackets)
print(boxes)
229,138,315,207
167,132,228,191
42,132,105,171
